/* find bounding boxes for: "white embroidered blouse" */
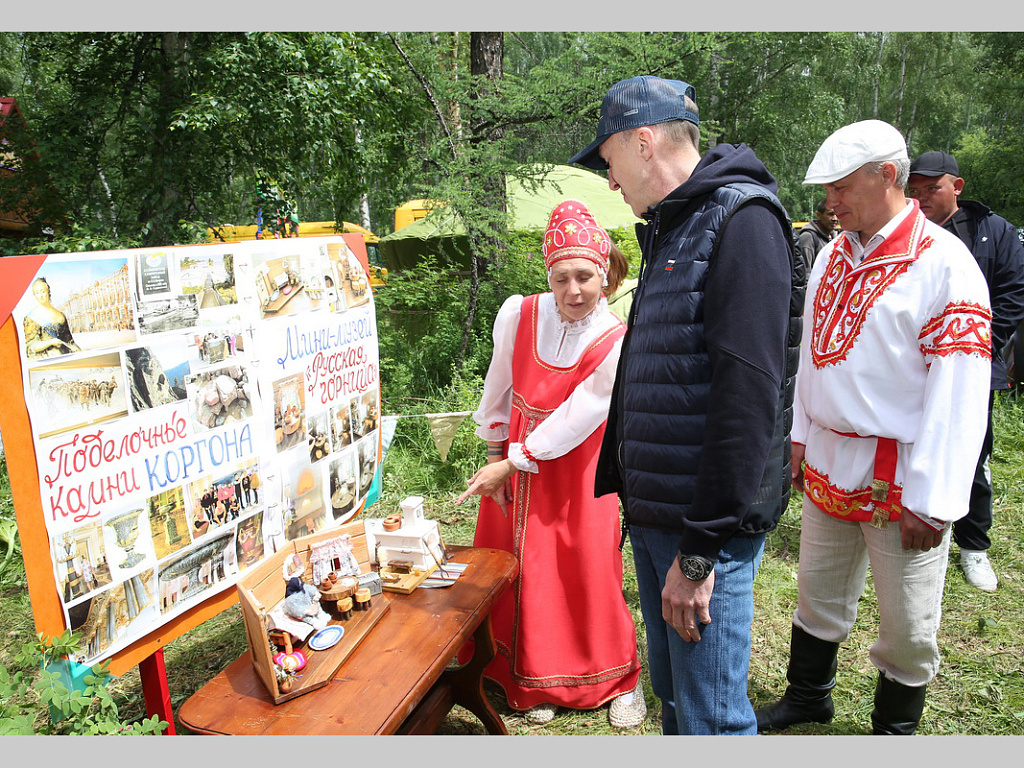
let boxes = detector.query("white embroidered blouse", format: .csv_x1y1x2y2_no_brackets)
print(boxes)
472,292,624,473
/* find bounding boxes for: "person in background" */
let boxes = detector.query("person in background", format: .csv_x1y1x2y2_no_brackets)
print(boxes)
570,75,801,735
795,199,839,275
756,120,991,736
457,199,646,729
907,150,1024,593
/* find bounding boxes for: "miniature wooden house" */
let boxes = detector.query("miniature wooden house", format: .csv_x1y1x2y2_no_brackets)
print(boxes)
235,520,390,704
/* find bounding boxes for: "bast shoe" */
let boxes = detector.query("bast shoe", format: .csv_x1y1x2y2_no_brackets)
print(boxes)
961,550,998,592
524,702,558,725
608,678,648,729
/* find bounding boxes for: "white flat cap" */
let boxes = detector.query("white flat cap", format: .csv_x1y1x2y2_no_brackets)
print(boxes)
804,119,908,185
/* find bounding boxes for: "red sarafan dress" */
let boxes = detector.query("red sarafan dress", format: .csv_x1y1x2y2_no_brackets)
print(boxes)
471,292,640,711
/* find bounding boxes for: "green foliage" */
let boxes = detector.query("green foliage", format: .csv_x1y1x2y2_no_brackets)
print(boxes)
0,519,16,570
0,458,19,577
1,224,143,257
0,630,167,735
374,233,550,401
5,31,1024,244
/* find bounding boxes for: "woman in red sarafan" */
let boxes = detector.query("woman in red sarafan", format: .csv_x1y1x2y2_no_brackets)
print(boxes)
458,199,645,729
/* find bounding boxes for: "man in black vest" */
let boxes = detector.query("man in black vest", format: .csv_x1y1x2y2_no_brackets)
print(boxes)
570,75,801,735
908,151,1024,593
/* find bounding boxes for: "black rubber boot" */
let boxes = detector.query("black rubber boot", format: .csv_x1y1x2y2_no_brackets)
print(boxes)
871,673,927,735
755,625,839,733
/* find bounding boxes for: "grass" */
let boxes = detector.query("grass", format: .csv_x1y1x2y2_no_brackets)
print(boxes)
2,392,1024,736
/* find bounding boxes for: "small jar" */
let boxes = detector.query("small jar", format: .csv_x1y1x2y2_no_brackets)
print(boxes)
354,588,371,611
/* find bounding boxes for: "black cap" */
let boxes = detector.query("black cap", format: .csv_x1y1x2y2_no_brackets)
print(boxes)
909,150,960,178
568,76,698,170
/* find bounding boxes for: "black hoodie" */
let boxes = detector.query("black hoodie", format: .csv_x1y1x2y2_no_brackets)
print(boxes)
595,143,801,562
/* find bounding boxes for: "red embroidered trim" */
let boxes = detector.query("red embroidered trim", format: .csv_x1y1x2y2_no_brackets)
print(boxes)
521,444,537,463
803,462,905,523
919,301,992,361
488,422,507,430
811,244,913,369
810,214,930,369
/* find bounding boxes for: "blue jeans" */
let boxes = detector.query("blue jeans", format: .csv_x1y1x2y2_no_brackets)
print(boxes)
630,525,766,735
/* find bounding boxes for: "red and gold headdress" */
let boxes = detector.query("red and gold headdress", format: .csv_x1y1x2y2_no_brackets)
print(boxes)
542,199,611,272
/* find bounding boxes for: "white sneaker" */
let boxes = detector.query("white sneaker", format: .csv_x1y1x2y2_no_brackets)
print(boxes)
961,550,998,592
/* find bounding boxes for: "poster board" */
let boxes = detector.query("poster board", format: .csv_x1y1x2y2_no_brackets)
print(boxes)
0,235,380,675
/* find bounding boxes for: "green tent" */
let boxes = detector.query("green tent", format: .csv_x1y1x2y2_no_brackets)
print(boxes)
378,164,640,271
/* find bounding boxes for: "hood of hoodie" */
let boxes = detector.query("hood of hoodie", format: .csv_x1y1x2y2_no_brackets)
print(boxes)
645,143,780,227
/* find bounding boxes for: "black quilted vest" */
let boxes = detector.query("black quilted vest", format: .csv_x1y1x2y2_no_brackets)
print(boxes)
596,182,805,540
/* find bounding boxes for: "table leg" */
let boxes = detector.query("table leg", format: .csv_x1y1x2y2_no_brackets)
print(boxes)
443,615,507,735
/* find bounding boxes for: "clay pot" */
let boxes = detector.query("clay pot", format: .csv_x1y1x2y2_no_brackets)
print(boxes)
329,572,339,583
279,677,294,693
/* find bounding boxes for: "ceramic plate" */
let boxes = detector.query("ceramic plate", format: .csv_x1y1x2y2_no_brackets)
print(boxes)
308,625,344,651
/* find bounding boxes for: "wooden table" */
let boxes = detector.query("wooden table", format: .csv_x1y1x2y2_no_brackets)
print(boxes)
178,546,518,735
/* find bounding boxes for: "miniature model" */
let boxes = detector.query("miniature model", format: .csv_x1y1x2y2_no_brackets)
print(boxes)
281,553,330,629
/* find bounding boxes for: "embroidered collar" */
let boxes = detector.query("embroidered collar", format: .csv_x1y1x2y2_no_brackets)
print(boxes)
543,293,609,335
833,200,927,275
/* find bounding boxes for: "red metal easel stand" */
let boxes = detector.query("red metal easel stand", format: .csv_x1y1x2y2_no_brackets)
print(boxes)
139,649,177,734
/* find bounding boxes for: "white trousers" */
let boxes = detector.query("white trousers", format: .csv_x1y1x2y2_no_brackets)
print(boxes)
793,497,950,687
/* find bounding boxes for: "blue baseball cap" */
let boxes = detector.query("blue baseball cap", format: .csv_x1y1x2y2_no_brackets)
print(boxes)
568,76,699,170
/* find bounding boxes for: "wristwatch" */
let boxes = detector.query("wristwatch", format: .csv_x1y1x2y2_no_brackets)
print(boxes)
678,553,714,581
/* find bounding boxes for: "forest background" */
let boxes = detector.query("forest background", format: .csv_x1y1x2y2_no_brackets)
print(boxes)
3,30,1024,398
1,30,1024,737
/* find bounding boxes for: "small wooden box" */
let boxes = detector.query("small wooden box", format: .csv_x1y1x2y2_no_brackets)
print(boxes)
364,517,444,572
236,521,390,704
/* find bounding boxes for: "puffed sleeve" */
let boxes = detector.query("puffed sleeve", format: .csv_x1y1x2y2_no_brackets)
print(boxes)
508,334,623,473
471,294,524,442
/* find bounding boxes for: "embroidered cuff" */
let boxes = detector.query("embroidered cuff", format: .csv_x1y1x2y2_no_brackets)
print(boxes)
476,422,509,442
508,442,538,474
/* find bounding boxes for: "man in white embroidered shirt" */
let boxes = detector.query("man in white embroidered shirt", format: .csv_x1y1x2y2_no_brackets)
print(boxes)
754,120,991,736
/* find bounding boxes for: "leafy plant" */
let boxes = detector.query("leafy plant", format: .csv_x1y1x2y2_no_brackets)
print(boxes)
0,630,168,735
0,519,17,570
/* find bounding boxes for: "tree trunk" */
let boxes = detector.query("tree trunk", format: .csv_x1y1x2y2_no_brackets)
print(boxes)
455,32,506,379
139,32,193,245
872,32,887,118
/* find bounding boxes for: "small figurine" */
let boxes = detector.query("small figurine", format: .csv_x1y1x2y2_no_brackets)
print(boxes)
281,553,330,629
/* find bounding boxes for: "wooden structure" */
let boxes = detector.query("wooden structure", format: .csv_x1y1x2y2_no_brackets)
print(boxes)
179,546,518,735
236,521,390,705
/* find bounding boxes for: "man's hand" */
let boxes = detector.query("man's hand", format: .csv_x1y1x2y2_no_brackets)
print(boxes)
662,556,715,642
900,511,944,551
792,441,806,492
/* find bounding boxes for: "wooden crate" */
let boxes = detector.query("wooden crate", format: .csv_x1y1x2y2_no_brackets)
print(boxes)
236,520,391,704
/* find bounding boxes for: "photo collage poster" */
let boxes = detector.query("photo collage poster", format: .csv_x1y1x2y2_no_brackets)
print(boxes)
11,236,380,665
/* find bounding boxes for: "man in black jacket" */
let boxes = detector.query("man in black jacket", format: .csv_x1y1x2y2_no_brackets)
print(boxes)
570,75,801,735
908,151,1024,592
795,199,838,275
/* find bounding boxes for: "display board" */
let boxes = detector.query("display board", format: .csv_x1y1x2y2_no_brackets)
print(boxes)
0,236,380,669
